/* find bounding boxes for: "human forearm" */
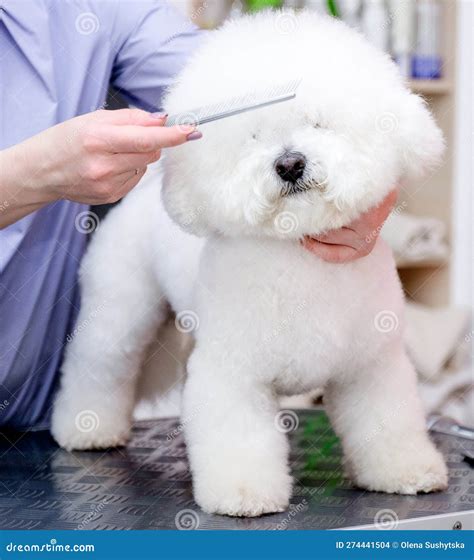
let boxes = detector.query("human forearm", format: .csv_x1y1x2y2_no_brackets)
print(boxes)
0,142,58,228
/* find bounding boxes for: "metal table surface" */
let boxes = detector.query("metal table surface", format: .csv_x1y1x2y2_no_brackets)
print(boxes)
0,411,472,530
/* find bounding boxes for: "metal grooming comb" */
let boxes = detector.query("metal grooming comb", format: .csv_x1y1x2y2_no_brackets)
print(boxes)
166,79,301,128
427,414,474,441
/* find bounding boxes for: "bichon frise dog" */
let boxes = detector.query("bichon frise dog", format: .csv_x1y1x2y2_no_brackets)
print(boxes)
52,10,448,517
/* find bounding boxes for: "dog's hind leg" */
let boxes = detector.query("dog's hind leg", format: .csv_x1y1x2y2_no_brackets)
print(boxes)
52,176,167,450
324,344,448,495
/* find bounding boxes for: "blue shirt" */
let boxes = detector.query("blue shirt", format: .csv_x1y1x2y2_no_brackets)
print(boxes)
0,0,202,429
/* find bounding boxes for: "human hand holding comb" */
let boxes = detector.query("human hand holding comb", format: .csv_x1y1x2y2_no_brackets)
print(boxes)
0,108,200,228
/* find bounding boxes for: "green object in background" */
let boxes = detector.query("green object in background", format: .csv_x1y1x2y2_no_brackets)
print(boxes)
326,0,340,17
300,415,343,493
244,0,283,12
243,0,340,18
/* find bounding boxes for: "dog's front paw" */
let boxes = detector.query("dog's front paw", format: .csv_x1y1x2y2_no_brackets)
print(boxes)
193,467,292,517
352,441,448,495
51,393,132,451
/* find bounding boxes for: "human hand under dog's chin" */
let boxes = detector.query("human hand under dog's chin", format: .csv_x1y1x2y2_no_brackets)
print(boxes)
301,188,398,263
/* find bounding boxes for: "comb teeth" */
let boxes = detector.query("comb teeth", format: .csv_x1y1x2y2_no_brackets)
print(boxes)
166,79,301,128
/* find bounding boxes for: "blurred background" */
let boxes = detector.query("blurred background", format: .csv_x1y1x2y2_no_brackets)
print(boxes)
136,0,473,428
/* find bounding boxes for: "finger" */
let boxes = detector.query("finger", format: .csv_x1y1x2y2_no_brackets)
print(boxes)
301,237,360,263
119,166,147,187
311,227,360,247
104,124,199,153
99,108,168,127
309,231,375,257
102,167,148,202
112,150,161,173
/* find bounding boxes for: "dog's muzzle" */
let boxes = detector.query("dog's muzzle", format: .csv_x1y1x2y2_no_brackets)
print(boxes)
275,151,306,185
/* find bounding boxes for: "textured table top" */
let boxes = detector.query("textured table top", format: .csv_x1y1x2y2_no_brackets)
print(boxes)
0,411,472,530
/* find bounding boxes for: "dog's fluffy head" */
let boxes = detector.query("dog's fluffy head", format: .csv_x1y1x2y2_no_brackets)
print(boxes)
162,10,444,239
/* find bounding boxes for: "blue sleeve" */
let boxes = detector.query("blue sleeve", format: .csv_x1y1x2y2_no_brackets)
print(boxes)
111,1,205,112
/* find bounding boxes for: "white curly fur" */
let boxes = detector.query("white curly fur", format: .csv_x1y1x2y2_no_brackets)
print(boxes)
52,11,448,517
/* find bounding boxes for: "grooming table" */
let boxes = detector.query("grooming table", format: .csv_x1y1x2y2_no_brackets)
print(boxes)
0,411,472,530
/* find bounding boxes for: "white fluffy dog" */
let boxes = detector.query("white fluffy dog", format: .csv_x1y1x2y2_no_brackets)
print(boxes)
52,11,448,516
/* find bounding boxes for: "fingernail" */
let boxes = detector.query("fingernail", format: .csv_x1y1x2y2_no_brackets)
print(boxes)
186,131,203,142
151,112,168,119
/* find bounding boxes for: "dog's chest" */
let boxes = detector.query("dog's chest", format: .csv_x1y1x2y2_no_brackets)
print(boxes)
194,236,402,388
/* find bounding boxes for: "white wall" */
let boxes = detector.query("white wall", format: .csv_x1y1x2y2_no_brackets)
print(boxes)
452,0,473,308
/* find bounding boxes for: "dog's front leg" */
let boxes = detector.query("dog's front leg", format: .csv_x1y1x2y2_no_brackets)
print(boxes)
183,349,293,517
324,345,448,495
51,190,167,451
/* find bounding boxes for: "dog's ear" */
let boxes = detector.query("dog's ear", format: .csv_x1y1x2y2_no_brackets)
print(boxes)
396,93,445,182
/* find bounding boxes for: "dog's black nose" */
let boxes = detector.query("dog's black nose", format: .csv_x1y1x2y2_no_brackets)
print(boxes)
275,152,306,184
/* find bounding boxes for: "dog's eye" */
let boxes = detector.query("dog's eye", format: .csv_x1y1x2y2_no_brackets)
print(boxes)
313,123,321,129
251,133,258,140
